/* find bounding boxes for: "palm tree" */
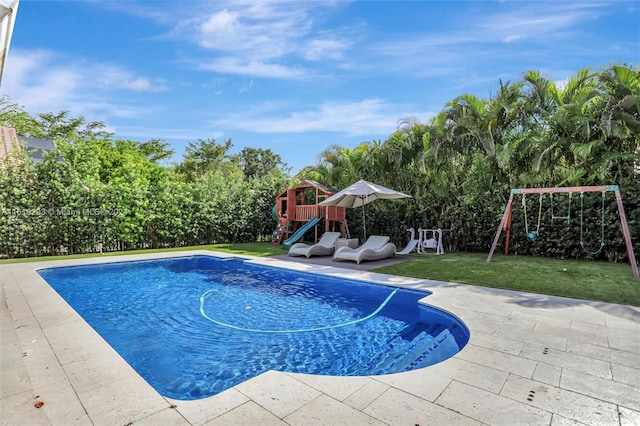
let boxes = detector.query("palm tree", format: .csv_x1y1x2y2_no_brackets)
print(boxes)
520,68,602,186
589,65,640,182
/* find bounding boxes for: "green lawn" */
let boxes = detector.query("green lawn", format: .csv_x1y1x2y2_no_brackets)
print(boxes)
2,243,638,307
375,252,640,307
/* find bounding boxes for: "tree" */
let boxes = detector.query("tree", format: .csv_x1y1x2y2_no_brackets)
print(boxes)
235,147,289,180
139,138,175,164
0,65,637,262
37,111,113,141
589,65,640,182
175,138,234,182
0,96,42,136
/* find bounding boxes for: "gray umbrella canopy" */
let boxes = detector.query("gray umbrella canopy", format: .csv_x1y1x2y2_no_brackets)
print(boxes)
319,179,412,239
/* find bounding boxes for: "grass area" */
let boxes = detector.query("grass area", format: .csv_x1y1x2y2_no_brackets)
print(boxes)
0,242,285,264
2,243,638,307
375,252,640,307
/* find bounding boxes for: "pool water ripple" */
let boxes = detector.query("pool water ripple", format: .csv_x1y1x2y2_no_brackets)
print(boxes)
38,255,469,400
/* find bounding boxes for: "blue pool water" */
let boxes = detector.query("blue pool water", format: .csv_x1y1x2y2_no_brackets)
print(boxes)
38,255,469,400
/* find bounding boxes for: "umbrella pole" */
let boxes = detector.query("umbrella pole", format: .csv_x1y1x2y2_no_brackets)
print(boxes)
362,198,366,241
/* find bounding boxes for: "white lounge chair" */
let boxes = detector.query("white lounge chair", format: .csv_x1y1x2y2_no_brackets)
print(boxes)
333,235,396,264
288,232,342,258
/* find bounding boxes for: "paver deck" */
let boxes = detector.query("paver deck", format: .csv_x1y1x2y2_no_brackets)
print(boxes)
1,250,639,425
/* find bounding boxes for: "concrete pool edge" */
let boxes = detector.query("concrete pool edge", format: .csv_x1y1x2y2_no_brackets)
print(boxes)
2,250,640,425
2,250,458,425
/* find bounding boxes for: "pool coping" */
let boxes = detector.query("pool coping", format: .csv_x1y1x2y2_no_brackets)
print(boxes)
2,250,640,425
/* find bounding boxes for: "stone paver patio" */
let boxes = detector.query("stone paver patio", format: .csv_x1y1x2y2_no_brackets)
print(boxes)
1,250,639,425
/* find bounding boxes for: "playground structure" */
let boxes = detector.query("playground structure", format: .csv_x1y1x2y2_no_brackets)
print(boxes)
487,185,638,278
272,180,348,249
399,227,444,255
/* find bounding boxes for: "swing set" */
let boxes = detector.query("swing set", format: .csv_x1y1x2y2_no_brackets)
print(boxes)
487,185,638,278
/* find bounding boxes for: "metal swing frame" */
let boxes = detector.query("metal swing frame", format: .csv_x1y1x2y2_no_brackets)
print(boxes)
487,185,638,278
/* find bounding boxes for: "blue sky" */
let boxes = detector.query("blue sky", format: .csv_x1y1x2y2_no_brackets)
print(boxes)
2,1,638,174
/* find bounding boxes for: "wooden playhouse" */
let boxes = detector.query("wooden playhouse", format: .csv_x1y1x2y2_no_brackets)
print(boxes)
272,180,347,246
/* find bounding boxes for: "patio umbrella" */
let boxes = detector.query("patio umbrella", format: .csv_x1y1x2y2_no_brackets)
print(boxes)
318,179,411,240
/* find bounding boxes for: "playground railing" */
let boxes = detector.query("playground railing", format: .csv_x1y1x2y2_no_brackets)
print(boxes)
295,205,325,221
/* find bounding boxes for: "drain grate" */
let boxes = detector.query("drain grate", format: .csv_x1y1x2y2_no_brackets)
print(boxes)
527,390,536,402
542,347,549,354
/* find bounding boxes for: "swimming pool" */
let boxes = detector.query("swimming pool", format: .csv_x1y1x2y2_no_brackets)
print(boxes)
38,255,469,400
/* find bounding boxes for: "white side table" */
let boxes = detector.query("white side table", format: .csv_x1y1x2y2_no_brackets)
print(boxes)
335,238,359,249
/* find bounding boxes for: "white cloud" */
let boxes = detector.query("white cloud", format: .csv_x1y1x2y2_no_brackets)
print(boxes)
113,125,224,143
359,2,615,81
211,99,434,136
167,2,352,78
480,2,606,43
90,64,168,92
1,49,168,118
238,79,254,93
2,50,79,112
304,38,349,61
115,77,167,92
199,8,238,36
194,4,311,59
200,57,307,79
503,35,522,44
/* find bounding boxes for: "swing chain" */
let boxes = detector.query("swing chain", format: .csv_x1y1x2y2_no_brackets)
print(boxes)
550,192,572,223
522,193,543,242
535,194,543,234
522,194,529,234
579,191,606,256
